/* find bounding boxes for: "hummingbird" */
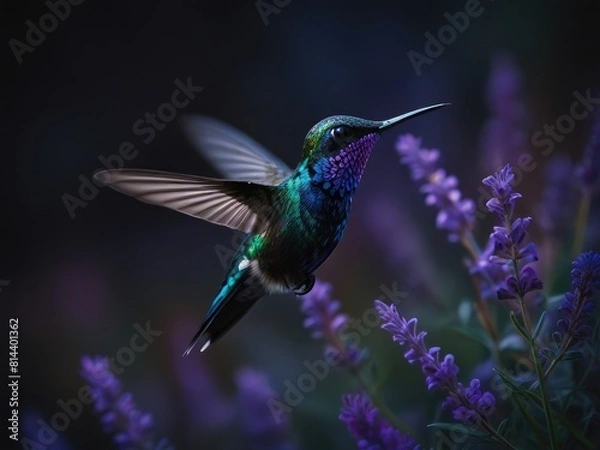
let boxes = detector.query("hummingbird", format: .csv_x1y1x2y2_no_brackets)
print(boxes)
94,103,448,355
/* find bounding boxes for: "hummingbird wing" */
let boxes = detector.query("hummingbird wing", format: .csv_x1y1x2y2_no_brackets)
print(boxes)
181,115,293,185
95,169,275,233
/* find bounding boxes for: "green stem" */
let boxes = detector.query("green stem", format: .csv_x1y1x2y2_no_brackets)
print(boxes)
512,393,547,446
543,336,573,379
480,419,520,450
510,247,557,449
350,368,415,436
530,336,559,449
544,286,589,379
573,191,591,257
512,259,533,335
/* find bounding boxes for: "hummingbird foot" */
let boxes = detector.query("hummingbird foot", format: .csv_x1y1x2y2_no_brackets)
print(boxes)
292,273,315,295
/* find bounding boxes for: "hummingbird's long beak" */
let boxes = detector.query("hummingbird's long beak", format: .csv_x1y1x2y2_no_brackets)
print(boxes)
378,103,450,131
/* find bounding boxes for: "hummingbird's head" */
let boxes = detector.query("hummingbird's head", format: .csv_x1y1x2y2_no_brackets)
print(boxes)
301,103,449,197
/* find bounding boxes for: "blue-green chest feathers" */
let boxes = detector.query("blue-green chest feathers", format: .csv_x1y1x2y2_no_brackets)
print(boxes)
258,169,352,278
256,134,380,279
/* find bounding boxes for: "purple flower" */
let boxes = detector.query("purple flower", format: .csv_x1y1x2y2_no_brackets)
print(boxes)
482,164,543,302
339,393,419,450
482,164,521,220
490,218,538,265
442,380,496,426
497,267,543,301
375,300,458,391
468,238,510,300
375,301,496,427
299,279,364,367
396,134,475,242
80,356,167,450
557,251,600,343
235,368,297,450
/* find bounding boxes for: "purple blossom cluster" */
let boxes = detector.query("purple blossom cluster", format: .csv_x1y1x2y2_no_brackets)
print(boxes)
557,251,600,344
468,238,510,300
482,164,543,303
299,279,364,367
396,134,475,243
339,393,419,450
374,300,496,427
80,356,162,450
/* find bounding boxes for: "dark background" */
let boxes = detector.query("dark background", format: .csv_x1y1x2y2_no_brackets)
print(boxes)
2,0,600,449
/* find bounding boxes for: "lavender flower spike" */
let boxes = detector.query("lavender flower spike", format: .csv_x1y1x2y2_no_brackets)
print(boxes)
557,251,600,344
482,163,521,220
396,134,475,242
375,301,496,427
80,355,168,450
483,164,543,304
340,393,419,450
299,279,364,367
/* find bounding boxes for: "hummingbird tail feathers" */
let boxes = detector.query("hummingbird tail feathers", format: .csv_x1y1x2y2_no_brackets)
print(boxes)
183,271,265,356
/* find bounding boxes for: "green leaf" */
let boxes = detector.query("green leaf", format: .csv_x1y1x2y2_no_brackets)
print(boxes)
451,326,494,351
539,347,557,360
427,422,487,438
496,418,509,435
493,369,521,393
493,369,543,407
533,311,546,340
509,311,531,340
551,332,563,349
563,349,585,360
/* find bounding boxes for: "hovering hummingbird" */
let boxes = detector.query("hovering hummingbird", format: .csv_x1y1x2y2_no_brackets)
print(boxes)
95,103,449,355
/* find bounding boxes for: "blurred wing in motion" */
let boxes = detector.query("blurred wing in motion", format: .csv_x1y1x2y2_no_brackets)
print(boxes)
94,169,275,233
181,115,293,185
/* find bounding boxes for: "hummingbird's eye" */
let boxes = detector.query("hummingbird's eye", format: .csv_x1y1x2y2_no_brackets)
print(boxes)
330,126,351,145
